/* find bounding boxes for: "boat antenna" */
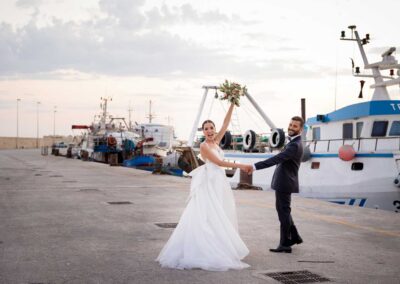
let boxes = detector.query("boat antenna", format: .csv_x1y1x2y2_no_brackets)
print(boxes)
340,25,396,101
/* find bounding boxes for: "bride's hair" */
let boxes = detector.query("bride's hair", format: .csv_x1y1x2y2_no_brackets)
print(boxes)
202,120,215,130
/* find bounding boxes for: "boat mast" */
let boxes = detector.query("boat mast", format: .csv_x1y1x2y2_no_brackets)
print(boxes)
340,25,399,101
128,102,133,130
147,100,155,123
100,97,111,129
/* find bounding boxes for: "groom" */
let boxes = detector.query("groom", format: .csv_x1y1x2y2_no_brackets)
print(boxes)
246,116,304,253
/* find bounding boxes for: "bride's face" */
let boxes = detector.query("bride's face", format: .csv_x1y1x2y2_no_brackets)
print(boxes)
203,122,216,142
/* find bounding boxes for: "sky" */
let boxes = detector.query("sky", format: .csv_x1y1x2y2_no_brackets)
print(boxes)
0,0,399,140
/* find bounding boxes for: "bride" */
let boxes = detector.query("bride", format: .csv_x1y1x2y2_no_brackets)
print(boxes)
156,102,251,271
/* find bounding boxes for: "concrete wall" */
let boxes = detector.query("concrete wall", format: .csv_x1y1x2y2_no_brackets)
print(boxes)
0,136,76,149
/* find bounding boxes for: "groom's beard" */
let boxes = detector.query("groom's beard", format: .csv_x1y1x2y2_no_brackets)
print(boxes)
288,129,300,137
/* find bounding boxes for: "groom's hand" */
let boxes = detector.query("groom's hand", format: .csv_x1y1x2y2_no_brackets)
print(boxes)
243,165,253,175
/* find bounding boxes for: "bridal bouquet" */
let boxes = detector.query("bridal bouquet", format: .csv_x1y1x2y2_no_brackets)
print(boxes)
218,80,248,106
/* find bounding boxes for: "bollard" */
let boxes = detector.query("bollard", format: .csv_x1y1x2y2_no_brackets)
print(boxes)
41,146,48,156
81,150,89,161
239,169,252,185
109,153,118,166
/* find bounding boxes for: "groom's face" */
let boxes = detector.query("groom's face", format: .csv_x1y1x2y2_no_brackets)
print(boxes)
288,120,302,136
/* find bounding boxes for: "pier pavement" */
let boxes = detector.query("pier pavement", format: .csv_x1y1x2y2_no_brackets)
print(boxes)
0,149,399,284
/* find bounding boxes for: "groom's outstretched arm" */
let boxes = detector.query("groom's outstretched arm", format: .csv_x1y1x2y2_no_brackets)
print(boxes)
254,142,299,170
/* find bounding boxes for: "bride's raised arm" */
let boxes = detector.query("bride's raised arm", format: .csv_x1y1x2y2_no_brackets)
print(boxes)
214,103,235,144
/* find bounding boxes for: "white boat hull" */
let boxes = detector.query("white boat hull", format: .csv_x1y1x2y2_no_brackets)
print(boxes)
224,152,400,212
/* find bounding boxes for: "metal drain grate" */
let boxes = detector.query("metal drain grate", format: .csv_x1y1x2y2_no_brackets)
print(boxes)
79,188,100,192
298,260,335,264
155,223,178,228
264,270,330,283
107,201,133,205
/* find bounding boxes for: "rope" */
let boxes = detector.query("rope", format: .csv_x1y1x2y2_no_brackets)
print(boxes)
241,100,264,132
207,96,216,119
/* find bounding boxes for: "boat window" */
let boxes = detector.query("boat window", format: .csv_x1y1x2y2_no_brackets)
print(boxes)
311,162,320,169
371,121,388,137
312,127,321,141
356,122,363,138
389,121,400,136
351,162,363,171
343,123,353,139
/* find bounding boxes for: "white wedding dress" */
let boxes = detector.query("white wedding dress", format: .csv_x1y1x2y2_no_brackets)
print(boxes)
156,146,250,271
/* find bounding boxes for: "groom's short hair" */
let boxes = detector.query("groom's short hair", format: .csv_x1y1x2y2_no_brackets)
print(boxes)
291,116,304,127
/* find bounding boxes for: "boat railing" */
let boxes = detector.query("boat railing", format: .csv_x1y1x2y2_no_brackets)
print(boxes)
305,136,400,153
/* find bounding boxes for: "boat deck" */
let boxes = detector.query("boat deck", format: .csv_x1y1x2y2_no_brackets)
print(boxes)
0,149,399,284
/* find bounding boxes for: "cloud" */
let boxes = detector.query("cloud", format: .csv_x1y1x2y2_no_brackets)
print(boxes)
98,0,146,29
0,0,322,80
15,0,43,9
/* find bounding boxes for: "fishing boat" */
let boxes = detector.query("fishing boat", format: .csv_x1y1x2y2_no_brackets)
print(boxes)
187,26,400,212
72,97,140,163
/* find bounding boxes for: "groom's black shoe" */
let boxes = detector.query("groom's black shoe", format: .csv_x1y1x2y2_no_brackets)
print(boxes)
289,236,303,246
269,245,292,253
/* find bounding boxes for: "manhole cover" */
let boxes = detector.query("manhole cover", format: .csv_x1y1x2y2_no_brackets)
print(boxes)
35,174,42,176
264,270,330,283
79,188,100,192
107,201,133,205
49,175,63,177
155,223,178,228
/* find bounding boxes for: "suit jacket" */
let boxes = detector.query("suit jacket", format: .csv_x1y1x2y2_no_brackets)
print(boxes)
254,136,303,193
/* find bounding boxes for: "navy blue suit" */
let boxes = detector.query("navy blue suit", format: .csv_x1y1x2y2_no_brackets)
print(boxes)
255,135,303,246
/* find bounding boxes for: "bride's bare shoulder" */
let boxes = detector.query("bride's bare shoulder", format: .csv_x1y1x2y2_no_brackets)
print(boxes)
200,142,209,149
200,142,208,153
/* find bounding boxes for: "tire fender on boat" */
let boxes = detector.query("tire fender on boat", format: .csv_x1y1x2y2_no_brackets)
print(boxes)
220,131,232,149
269,128,285,148
243,130,256,151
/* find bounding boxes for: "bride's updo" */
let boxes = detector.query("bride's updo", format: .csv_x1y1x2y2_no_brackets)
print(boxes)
202,120,215,129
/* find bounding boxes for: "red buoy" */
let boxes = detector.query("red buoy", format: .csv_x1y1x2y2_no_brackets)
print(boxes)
339,145,356,161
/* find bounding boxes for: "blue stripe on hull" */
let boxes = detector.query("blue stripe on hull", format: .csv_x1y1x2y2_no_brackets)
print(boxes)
311,153,393,158
224,153,394,159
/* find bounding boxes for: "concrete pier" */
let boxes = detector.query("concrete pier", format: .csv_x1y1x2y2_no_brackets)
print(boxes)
0,149,399,284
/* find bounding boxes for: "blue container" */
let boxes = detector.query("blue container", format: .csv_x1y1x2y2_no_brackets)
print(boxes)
123,155,156,167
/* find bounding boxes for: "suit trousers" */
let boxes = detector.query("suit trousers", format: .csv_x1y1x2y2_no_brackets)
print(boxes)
275,190,300,246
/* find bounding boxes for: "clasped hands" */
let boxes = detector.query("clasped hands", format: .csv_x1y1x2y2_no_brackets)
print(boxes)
241,164,254,175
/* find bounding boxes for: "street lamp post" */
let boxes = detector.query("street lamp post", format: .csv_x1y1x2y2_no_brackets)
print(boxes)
36,101,41,148
53,106,57,143
16,98,21,149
